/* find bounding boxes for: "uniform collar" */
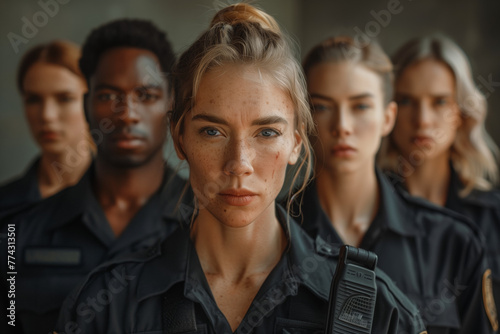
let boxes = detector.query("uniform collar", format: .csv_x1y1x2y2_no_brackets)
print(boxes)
279,206,333,300
301,169,421,240
136,205,332,303
446,162,500,209
375,168,422,237
45,162,184,231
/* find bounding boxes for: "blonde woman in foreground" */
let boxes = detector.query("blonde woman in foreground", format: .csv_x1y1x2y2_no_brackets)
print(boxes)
55,4,426,333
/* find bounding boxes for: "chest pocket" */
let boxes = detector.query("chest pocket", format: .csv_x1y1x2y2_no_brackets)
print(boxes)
17,273,84,315
16,247,86,314
414,296,461,329
275,318,324,334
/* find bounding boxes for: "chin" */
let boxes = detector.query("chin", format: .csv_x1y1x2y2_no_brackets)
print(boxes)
323,160,358,174
39,142,65,154
104,154,151,168
208,201,274,229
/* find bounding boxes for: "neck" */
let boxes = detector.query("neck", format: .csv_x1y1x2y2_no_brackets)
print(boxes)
315,163,379,246
38,149,92,198
94,153,165,205
192,204,286,281
405,154,450,206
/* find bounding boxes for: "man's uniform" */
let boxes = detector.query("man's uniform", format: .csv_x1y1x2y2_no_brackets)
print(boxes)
0,164,192,334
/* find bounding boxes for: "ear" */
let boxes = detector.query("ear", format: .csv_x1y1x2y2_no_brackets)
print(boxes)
288,129,303,165
381,101,398,137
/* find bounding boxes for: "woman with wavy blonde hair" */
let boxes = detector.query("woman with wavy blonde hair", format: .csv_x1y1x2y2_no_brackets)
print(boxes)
299,34,493,333
379,34,498,194
378,35,500,314
55,4,427,333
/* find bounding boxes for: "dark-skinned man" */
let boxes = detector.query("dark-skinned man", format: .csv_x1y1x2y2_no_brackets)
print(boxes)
0,19,192,334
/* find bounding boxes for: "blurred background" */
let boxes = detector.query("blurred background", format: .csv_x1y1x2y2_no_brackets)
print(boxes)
1,0,499,182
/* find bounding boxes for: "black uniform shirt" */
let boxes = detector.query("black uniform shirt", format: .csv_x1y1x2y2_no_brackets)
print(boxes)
55,207,427,334
0,164,192,334
298,169,492,334
445,165,500,276
0,158,41,215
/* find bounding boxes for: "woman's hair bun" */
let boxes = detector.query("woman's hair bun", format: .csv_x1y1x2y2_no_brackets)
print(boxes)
210,3,280,34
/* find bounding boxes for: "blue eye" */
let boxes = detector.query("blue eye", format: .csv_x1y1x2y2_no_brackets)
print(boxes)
58,95,76,103
259,129,280,138
434,98,448,106
203,128,221,136
312,104,329,112
354,103,370,111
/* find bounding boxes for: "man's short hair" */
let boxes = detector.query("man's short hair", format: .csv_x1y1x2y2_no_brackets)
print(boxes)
80,19,175,88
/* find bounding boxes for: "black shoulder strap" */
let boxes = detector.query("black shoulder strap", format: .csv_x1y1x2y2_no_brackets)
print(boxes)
162,283,197,333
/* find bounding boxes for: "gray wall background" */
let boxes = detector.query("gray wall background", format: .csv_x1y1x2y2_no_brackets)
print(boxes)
1,0,499,183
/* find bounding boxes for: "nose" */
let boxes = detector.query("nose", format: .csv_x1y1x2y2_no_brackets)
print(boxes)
223,138,255,177
115,94,140,125
39,99,58,123
330,106,352,137
414,101,433,128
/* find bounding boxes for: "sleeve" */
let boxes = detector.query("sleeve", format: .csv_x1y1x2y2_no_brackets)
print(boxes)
456,233,495,334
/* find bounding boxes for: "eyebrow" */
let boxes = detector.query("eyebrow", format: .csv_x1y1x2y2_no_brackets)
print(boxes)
93,84,162,91
23,90,77,96
191,113,288,126
192,114,229,125
309,92,374,101
395,92,453,98
251,115,288,126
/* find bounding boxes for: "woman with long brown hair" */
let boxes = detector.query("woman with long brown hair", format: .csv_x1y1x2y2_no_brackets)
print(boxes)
0,40,92,211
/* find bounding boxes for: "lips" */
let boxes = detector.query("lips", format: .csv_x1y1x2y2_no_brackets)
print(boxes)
38,130,59,141
110,133,145,149
331,143,356,158
219,189,257,206
412,135,434,146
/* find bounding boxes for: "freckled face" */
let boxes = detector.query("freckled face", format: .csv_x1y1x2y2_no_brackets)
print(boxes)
179,64,302,227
